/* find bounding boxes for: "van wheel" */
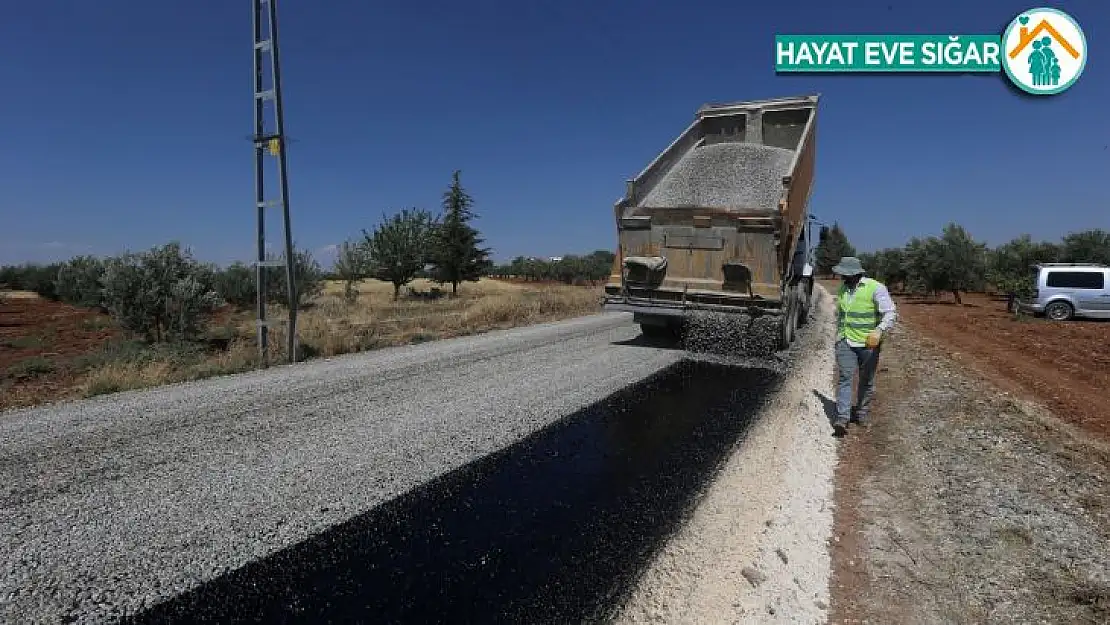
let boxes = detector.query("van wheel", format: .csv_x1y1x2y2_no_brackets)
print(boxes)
1045,301,1074,321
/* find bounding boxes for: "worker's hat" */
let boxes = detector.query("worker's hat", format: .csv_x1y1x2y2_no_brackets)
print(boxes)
832,256,865,276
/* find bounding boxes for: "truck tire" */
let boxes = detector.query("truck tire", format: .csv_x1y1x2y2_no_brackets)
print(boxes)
796,279,812,327
779,295,798,350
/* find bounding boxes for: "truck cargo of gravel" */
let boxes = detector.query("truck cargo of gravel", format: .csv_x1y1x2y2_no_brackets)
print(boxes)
602,94,819,350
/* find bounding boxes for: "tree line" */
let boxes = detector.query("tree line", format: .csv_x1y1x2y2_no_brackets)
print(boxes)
0,170,494,342
813,222,1110,304
328,170,493,301
487,251,616,285
0,242,326,343
0,169,615,345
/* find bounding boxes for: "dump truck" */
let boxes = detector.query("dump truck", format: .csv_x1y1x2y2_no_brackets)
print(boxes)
602,94,819,350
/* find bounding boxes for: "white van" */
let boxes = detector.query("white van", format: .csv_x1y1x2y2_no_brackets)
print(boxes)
1020,263,1110,320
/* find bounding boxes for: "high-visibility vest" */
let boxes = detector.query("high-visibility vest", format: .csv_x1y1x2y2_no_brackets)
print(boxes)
837,278,881,343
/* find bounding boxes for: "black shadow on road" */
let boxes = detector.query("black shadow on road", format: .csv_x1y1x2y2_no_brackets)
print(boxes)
812,389,839,425
122,359,783,625
612,332,787,364
610,333,684,350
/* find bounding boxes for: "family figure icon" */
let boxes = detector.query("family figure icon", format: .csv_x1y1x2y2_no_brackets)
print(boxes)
1028,37,1061,86
1003,9,1086,95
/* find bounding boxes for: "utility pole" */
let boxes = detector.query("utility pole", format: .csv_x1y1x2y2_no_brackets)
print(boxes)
251,0,298,365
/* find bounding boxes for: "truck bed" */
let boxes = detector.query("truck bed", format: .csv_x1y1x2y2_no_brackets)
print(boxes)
605,94,818,311
638,142,796,212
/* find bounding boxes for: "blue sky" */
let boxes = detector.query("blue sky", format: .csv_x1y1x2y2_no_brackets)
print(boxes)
1,0,1107,267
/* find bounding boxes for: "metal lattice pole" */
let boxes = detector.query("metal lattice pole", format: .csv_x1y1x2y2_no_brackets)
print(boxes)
251,0,298,365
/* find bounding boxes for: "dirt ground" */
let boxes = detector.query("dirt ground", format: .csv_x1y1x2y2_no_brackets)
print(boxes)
896,292,1110,442
0,294,118,410
828,291,1110,624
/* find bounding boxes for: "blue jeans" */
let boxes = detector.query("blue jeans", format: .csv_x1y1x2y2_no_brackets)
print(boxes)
835,338,880,424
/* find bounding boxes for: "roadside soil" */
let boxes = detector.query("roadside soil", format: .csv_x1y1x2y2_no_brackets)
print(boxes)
895,292,1110,442
828,320,1110,624
0,295,118,410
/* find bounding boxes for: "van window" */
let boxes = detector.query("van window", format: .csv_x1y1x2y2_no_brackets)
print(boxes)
1045,270,1105,289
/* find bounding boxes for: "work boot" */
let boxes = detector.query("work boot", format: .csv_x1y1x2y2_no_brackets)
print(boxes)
832,416,849,437
849,405,872,429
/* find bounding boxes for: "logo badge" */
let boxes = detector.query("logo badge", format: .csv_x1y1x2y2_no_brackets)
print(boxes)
1001,7,1087,95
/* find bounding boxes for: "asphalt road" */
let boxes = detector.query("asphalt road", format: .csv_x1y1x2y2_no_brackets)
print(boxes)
2,312,728,624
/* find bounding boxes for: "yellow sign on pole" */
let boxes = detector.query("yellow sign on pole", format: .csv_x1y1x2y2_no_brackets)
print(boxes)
267,137,281,156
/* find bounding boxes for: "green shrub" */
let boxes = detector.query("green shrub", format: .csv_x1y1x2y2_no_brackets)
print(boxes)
100,242,222,343
268,247,326,309
213,262,256,310
2,335,44,349
212,247,325,311
16,263,63,300
6,357,56,380
56,255,107,308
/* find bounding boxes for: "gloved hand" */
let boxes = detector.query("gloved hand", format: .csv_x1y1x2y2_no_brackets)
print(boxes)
865,329,882,348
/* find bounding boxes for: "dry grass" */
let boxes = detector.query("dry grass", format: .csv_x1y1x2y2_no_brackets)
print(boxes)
83,360,182,397
75,278,602,398
80,342,261,398
271,278,602,358
0,290,42,299
321,277,529,298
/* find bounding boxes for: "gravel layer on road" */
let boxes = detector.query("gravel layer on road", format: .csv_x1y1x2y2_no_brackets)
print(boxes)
829,324,1110,624
614,285,838,624
1,314,687,625
640,143,795,210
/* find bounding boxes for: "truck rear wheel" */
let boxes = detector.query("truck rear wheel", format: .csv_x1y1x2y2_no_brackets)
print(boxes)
779,297,798,350
797,279,813,327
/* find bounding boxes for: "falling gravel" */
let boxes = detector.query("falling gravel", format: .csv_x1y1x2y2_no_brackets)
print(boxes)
640,142,795,210
680,311,784,366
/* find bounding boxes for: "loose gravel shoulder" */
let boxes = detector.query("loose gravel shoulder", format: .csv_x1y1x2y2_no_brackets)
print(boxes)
1,313,687,624
614,285,839,624
829,322,1110,624
640,142,795,209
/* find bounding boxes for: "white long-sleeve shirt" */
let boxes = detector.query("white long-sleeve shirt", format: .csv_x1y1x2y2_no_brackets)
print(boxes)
840,278,897,347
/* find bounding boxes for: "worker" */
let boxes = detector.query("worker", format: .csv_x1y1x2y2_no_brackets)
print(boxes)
831,256,896,435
